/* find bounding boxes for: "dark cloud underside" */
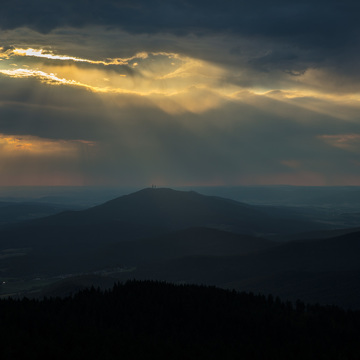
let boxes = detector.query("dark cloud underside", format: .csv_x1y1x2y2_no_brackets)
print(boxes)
1,1,358,42
2,1,359,77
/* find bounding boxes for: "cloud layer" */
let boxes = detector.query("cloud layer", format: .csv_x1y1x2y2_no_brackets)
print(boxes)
0,2,360,185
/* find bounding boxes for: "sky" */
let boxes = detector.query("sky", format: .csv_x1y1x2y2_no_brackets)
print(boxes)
1,0,360,186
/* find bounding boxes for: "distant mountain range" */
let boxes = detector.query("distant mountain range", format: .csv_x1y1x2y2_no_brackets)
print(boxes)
0,201,79,225
1,187,360,308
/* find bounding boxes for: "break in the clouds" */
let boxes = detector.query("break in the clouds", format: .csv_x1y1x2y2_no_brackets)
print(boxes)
0,1,360,186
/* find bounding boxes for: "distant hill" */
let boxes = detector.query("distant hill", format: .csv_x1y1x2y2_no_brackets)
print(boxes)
0,201,76,225
34,187,332,234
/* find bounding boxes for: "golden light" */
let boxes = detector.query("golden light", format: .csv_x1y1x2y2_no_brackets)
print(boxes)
4,45,359,119
0,68,82,86
0,46,230,114
0,134,96,156
0,134,98,186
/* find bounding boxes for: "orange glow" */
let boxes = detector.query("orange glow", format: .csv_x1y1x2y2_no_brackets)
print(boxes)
237,172,328,186
0,173,89,186
0,134,96,155
0,134,98,186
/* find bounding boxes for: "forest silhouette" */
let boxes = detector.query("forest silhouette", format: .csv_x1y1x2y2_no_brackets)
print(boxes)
1,280,360,359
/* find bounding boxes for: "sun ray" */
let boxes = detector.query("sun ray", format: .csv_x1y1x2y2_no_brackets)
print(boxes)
3,47,186,67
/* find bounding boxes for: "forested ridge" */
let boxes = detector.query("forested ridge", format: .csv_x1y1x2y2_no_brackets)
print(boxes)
1,280,360,359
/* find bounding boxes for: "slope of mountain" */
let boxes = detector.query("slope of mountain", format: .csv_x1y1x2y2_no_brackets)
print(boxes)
125,230,360,308
269,226,360,242
0,227,276,279
88,227,276,268
17,228,360,308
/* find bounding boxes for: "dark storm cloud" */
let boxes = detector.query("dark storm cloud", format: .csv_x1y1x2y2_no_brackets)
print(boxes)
2,1,358,79
1,1,358,45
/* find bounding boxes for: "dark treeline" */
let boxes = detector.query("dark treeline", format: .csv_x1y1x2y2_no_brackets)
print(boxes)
1,280,360,359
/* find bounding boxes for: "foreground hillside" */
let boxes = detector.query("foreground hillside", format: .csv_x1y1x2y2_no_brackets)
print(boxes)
35,228,360,308
1,281,359,360
127,230,360,309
